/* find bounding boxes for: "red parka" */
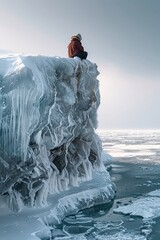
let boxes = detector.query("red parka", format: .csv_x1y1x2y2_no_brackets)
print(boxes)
68,37,84,58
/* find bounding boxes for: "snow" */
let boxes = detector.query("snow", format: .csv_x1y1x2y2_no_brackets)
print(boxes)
93,232,147,240
97,129,160,162
114,189,160,220
0,170,115,240
0,54,115,239
148,189,160,197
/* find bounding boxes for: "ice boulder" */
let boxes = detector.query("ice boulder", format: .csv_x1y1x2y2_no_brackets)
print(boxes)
0,55,114,212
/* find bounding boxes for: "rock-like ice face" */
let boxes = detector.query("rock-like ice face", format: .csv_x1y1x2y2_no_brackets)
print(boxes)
0,55,104,211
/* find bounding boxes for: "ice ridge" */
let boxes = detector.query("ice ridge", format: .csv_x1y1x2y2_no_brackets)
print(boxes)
0,55,108,211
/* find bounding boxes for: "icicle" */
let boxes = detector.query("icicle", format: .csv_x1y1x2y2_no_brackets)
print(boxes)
0,55,104,211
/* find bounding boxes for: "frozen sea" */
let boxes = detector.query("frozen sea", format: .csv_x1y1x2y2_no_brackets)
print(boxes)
98,129,160,164
49,129,160,240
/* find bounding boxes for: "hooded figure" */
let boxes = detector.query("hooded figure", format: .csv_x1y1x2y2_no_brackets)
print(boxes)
68,34,88,60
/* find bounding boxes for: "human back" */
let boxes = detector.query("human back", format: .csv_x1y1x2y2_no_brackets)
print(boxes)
68,34,88,60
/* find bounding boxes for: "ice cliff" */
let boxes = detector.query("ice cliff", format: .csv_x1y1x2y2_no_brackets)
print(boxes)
0,55,114,212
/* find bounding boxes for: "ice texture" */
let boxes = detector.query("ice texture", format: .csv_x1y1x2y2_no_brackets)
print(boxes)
114,189,160,220
0,55,108,211
43,178,115,226
0,168,115,240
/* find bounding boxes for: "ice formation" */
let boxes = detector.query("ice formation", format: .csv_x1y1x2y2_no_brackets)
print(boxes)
114,189,160,220
42,171,115,226
0,54,113,212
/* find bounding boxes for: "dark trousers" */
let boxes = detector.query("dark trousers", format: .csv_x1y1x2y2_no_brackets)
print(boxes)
75,51,88,60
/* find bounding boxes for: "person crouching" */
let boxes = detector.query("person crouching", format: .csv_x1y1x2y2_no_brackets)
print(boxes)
68,34,88,60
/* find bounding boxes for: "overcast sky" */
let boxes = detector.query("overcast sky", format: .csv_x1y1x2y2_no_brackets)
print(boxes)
0,0,160,129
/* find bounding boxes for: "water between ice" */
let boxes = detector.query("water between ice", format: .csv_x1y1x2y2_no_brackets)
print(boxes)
51,203,148,240
48,130,160,240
